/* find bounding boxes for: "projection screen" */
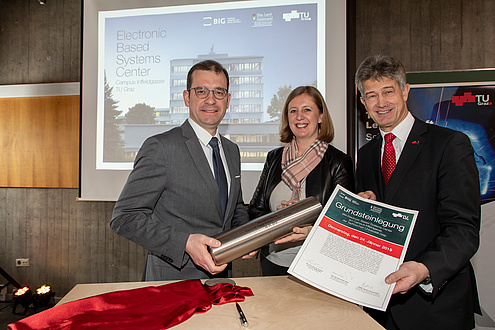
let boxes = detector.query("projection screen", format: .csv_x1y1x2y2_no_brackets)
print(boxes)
80,0,347,201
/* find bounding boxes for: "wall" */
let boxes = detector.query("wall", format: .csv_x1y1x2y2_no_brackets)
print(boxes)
0,188,146,294
0,0,150,296
0,0,80,84
355,0,495,71
0,0,494,298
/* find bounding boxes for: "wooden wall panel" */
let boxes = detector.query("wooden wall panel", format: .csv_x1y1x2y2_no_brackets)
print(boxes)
0,188,148,297
0,187,257,297
355,0,495,71
0,0,80,84
0,96,79,188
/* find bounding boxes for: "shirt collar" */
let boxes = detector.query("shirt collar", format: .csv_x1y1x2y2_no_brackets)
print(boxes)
187,117,221,147
379,112,415,143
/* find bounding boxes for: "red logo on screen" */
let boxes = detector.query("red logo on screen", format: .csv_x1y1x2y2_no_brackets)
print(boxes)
452,92,492,106
452,92,476,106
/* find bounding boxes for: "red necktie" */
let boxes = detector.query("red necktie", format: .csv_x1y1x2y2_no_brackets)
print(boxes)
382,133,396,184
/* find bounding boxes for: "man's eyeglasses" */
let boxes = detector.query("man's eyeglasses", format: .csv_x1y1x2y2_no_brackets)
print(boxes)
188,86,229,100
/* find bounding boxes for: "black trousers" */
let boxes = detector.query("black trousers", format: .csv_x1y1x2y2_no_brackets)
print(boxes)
260,254,289,276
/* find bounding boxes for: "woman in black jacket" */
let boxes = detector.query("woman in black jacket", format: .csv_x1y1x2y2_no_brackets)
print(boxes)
248,86,355,276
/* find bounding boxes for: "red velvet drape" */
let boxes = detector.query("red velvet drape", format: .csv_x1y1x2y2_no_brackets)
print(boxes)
9,280,253,330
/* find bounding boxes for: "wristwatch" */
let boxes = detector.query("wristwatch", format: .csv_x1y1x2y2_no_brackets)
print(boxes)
420,275,431,285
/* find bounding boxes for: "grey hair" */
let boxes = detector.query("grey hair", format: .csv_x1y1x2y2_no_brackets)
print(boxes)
355,55,407,96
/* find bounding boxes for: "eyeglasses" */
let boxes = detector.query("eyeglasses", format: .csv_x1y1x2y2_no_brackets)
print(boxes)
188,86,229,100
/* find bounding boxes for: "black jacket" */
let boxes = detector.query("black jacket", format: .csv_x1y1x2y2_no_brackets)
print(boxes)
248,145,355,219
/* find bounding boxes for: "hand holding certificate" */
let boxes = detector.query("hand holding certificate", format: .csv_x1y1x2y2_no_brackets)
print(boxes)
288,185,418,311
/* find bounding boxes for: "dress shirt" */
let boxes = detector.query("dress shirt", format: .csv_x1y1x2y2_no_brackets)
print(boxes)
187,118,231,194
379,112,415,162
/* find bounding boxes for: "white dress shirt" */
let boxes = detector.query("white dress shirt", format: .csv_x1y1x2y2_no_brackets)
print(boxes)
379,112,415,163
187,118,231,194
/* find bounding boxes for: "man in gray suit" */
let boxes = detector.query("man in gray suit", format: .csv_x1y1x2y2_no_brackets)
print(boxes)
111,60,250,281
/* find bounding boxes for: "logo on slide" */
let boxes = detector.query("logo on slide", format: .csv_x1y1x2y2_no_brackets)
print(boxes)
282,10,311,22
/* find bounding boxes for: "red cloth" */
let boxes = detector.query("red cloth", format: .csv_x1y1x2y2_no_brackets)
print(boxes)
8,280,253,330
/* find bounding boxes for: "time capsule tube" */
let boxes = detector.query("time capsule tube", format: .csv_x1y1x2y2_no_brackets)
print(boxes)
209,197,322,265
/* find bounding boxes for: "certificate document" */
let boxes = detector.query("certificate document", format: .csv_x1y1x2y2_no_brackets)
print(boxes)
288,185,418,311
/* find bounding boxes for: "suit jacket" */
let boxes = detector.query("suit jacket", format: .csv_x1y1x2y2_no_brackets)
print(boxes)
357,118,481,330
111,120,248,281
248,145,355,219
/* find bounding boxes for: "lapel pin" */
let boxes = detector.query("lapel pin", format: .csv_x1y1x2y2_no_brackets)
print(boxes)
412,140,420,145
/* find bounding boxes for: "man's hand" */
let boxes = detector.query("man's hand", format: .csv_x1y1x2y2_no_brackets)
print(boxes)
185,234,227,275
385,261,430,294
357,190,377,200
274,226,312,244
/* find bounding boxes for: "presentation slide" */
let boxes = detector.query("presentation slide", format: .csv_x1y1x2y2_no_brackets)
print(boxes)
98,0,323,170
80,0,347,201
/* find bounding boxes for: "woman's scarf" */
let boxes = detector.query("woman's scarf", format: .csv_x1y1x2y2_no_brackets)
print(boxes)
281,139,329,201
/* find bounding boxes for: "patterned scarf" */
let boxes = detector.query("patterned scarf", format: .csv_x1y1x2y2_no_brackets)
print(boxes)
281,139,329,201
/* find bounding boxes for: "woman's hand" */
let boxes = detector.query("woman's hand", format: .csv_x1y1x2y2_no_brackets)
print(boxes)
274,226,312,244
240,250,259,259
276,199,299,210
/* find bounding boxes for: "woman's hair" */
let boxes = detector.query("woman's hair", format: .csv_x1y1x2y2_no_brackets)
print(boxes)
279,86,334,143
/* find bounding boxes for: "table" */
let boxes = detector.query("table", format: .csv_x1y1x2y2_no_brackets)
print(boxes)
58,276,384,329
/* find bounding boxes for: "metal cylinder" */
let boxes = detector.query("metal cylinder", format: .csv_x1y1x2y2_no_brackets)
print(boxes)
209,197,322,265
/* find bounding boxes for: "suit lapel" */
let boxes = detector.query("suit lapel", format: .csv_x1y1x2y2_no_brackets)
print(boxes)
361,134,385,200
182,121,223,218
370,135,386,198
384,120,427,202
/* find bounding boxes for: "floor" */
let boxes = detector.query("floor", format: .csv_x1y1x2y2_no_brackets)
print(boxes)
1,301,34,329
0,298,56,329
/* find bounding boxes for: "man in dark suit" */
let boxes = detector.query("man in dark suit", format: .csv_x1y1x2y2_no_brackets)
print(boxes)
355,55,481,330
111,60,250,280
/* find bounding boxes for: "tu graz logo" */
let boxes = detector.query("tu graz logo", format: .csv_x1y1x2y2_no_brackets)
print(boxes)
452,92,492,106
